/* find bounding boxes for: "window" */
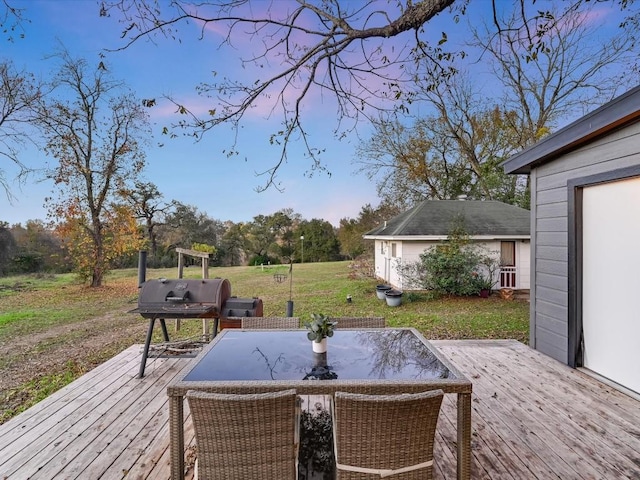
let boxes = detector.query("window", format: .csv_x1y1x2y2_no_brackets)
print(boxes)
391,243,397,258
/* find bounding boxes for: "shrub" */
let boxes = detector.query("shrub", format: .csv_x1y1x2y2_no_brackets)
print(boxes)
398,216,499,296
421,243,483,296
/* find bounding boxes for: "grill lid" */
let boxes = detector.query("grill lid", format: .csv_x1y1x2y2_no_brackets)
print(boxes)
131,278,231,318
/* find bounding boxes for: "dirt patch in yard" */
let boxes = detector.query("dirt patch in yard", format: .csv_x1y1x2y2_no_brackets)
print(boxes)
0,307,148,423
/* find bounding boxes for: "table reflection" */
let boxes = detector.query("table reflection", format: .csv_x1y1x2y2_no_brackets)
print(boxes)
183,329,450,382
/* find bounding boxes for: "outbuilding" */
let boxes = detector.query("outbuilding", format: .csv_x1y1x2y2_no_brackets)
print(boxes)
502,86,640,396
363,199,531,292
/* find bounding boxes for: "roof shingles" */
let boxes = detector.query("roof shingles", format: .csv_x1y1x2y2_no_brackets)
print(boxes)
365,200,530,237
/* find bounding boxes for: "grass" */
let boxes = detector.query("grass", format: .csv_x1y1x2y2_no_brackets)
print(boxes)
0,261,530,422
0,261,530,342
0,273,140,338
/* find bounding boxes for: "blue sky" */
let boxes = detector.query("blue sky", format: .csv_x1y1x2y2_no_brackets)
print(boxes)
2,0,393,226
0,1,632,227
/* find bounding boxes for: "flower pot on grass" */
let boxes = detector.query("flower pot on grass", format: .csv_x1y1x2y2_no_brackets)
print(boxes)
376,284,392,300
385,289,403,307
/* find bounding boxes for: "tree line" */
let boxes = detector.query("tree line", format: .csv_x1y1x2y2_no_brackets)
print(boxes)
0,202,399,277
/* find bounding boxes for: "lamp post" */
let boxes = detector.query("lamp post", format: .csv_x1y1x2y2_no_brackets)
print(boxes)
300,235,304,263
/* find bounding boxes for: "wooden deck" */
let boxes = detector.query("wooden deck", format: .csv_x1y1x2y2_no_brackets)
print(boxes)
1,340,639,479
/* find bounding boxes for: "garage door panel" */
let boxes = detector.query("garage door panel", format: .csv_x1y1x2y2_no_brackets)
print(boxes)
582,176,640,394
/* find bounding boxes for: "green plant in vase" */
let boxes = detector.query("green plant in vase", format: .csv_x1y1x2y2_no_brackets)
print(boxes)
303,313,337,353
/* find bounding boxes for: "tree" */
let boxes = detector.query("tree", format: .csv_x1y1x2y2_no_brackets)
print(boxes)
218,221,247,266
103,1,639,190
337,218,366,260
0,61,40,197
356,114,470,209
0,221,16,275
159,203,225,265
297,219,341,263
267,209,300,264
9,220,67,273
54,204,144,279
337,202,401,259
123,181,177,266
356,93,529,209
35,51,149,286
242,213,280,265
356,2,636,210
469,2,636,146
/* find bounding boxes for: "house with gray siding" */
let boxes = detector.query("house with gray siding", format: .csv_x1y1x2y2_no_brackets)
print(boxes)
363,199,530,291
503,86,640,397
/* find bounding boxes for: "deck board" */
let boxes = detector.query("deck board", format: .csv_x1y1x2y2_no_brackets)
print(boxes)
441,341,640,479
1,340,639,479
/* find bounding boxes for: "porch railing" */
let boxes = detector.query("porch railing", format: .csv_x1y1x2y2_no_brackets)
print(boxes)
499,267,517,289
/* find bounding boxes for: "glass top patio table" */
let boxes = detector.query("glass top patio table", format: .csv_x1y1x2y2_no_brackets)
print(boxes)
167,327,472,480
183,328,452,382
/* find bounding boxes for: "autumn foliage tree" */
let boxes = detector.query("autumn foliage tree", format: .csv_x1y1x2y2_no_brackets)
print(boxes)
36,51,149,286
53,204,144,281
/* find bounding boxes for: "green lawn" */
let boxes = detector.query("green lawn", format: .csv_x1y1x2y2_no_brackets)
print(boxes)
0,261,530,343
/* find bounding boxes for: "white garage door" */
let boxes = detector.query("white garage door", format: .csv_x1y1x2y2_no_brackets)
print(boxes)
582,176,640,394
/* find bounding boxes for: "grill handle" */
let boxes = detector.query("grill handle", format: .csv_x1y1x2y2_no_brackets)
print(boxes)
165,290,190,302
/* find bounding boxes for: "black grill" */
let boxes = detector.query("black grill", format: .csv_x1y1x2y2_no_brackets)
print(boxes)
132,278,231,318
219,296,264,329
132,278,231,377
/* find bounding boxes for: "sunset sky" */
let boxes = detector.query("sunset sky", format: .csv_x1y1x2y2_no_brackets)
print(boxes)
0,1,631,227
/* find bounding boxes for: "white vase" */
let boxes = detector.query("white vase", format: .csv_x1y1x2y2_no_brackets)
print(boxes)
312,338,327,353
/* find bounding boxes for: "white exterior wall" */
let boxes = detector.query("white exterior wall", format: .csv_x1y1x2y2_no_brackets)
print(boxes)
393,241,434,290
372,239,530,291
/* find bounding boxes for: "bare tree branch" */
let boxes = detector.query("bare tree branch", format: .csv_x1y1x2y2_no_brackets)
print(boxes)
103,0,459,190
0,61,41,199
0,0,28,42
475,2,637,144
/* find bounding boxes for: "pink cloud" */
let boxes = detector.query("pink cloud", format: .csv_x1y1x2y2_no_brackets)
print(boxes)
175,2,416,121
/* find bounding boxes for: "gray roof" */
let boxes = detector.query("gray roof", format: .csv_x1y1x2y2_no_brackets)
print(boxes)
503,86,640,174
364,200,530,237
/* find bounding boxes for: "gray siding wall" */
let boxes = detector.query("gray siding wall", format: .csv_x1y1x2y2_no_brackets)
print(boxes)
531,122,640,364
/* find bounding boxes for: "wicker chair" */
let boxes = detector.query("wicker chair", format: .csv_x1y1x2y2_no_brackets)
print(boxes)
187,389,300,480
330,317,386,329
332,389,444,479
241,317,300,329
